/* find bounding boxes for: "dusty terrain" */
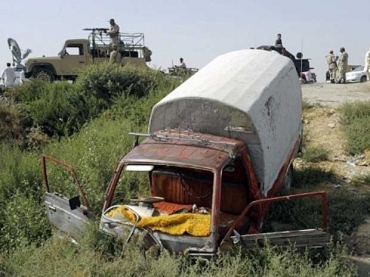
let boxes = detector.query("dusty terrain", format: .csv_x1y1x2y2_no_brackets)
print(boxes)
302,82,370,107
301,82,370,276
301,82,370,183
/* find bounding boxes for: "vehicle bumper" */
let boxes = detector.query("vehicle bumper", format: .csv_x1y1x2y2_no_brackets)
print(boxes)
346,78,360,83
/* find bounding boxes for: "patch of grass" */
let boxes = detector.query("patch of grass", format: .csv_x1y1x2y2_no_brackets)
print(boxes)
339,101,370,154
339,101,370,125
341,117,370,154
302,145,330,163
0,68,180,252
351,174,370,187
293,165,339,188
0,104,24,144
302,100,322,111
263,188,370,238
0,235,356,277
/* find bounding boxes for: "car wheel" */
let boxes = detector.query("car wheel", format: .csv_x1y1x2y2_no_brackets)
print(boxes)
32,68,55,83
360,75,367,82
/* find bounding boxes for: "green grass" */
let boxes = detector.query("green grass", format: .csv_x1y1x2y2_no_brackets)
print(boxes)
293,165,339,188
302,100,322,111
0,66,180,253
302,145,330,163
0,235,356,277
0,65,367,275
339,101,370,154
351,174,370,187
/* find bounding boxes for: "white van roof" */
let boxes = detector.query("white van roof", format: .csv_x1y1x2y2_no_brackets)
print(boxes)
149,49,302,195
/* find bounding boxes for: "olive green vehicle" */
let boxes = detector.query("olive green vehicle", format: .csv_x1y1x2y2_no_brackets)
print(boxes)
24,29,152,82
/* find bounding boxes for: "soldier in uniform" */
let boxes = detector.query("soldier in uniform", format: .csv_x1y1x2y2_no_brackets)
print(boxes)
365,51,370,81
107,19,120,47
337,47,348,84
109,45,121,64
178,58,187,69
275,34,283,48
326,50,337,83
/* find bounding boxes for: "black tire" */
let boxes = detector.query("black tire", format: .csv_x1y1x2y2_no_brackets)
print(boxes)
32,68,55,83
360,75,367,83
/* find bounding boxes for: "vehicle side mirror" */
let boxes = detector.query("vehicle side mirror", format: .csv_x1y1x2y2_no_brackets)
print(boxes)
69,195,81,210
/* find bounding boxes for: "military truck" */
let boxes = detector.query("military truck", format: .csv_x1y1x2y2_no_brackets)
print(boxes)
24,30,152,82
42,49,330,257
257,45,311,76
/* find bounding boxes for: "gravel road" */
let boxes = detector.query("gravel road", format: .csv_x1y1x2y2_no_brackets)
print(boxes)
302,82,370,107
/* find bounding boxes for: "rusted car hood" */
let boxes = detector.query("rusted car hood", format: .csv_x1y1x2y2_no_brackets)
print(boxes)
122,132,245,171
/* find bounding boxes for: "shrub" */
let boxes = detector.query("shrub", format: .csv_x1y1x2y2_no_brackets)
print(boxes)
19,82,90,138
302,145,330,163
0,144,48,252
0,104,24,143
76,63,164,101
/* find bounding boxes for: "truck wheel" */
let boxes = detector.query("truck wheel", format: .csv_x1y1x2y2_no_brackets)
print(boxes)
33,69,55,83
283,165,294,191
360,75,367,82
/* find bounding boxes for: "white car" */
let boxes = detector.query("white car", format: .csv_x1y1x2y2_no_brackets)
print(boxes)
346,66,367,83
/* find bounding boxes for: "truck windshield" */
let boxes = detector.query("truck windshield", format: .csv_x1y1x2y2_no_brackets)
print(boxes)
110,165,214,213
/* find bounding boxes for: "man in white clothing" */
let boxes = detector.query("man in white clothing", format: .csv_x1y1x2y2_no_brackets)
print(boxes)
1,63,16,88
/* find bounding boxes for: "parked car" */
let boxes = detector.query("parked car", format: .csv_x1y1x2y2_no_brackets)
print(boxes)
300,70,317,83
346,66,367,83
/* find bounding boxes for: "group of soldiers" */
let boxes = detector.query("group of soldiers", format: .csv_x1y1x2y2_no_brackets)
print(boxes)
326,48,349,84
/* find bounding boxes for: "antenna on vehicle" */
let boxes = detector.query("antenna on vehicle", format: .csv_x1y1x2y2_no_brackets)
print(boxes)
300,38,304,78
7,38,32,67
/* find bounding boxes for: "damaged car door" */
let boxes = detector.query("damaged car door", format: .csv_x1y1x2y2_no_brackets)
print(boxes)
42,154,94,239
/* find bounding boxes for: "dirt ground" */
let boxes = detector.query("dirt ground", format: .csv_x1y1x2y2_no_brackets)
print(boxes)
301,81,370,181
302,82,370,107
301,82,370,275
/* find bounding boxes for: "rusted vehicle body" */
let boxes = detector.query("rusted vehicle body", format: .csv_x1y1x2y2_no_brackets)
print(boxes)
43,49,330,257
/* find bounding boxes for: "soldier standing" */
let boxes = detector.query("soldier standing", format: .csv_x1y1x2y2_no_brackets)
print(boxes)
337,47,348,84
365,51,370,81
326,50,337,83
107,19,120,47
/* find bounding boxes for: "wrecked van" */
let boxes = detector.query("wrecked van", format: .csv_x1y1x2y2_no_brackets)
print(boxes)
43,49,330,257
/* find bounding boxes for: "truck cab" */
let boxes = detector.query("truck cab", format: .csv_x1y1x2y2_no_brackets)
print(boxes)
42,49,329,257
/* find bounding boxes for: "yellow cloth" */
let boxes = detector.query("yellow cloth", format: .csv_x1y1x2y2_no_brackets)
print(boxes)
107,205,137,223
107,205,211,237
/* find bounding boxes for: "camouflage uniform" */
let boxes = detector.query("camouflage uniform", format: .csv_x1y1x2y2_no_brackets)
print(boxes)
110,50,121,64
326,53,337,82
108,23,120,47
337,50,348,83
366,51,370,81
